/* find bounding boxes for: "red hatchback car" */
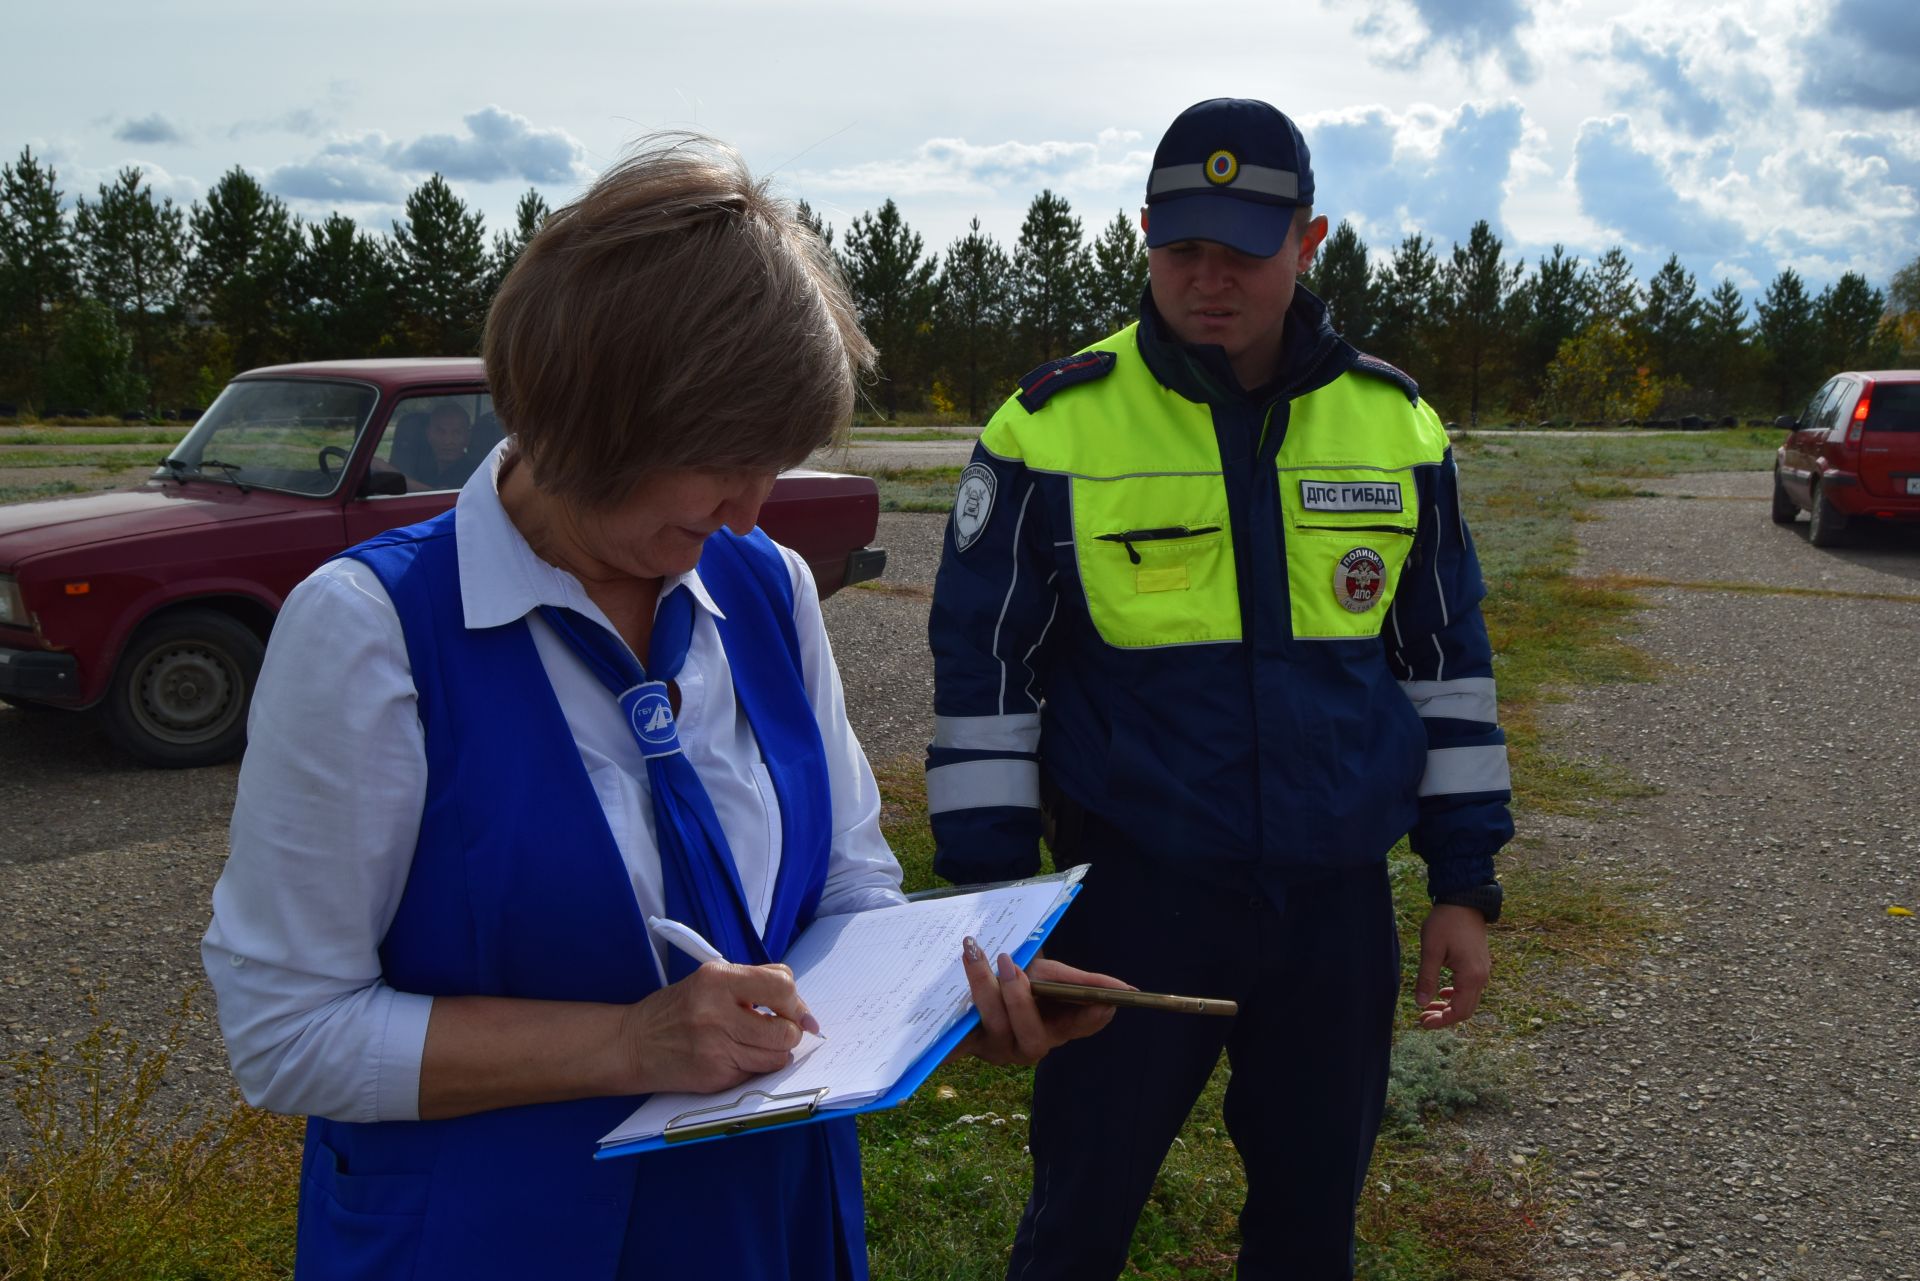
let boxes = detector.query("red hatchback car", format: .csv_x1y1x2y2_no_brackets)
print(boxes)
0,359,885,767
1773,369,1920,546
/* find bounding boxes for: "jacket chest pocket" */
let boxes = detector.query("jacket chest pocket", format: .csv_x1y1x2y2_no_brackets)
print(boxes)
1072,473,1241,648
1284,522,1416,639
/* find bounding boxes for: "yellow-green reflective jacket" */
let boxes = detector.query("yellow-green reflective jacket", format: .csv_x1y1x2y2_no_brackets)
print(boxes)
927,293,1512,894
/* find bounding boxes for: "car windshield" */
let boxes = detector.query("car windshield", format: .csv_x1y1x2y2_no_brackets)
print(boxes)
155,379,380,496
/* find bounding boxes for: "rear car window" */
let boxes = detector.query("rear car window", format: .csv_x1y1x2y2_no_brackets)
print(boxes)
1865,384,1920,434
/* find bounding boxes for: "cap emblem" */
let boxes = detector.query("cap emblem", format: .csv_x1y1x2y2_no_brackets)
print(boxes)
1206,150,1238,185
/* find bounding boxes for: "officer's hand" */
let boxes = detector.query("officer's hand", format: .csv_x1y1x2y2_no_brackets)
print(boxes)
1414,904,1491,1029
954,940,1126,1065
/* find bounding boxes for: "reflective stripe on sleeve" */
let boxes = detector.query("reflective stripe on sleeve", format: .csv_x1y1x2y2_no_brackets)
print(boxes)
1398,677,1498,724
1417,744,1512,798
926,759,1041,815
932,712,1042,753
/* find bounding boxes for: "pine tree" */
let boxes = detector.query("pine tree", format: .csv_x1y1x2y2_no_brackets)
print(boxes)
488,188,550,293
1640,254,1702,378
73,167,187,407
1514,244,1587,412
291,213,396,359
1583,246,1641,323
391,174,489,355
934,218,1015,424
1088,210,1148,336
795,200,834,250
1371,234,1440,377
188,167,302,372
1813,271,1886,370
1755,268,1818,411
1305,219,1376,347
1012,190,1093,367
1698,278,1750,415
1434,220,1522,426
0,146,78,408
839,199,937,419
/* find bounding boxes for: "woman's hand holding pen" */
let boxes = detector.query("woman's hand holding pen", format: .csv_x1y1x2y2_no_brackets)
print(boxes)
619,961,821,1096
955,939,1132,1066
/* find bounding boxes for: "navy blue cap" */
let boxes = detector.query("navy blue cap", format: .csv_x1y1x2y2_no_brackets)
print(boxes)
1144,98,1314,258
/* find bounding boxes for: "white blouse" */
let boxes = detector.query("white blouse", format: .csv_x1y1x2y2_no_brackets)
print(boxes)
201,444,905,1123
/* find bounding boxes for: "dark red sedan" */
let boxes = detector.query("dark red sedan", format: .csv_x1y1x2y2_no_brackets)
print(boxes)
0,359,884,767
1773,370,1920,546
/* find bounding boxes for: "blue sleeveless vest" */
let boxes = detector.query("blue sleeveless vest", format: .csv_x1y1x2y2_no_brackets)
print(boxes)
294,509,867,1280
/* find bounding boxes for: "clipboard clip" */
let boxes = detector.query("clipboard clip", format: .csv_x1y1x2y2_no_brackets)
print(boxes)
663,1086,831,1144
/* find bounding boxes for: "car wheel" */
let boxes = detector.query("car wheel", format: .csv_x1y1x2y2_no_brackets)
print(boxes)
1807,481,1848,548
101,608,264,768
1770,467,1799,524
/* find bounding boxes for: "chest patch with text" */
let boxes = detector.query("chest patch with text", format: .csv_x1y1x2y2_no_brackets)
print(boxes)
1298,480,1404,513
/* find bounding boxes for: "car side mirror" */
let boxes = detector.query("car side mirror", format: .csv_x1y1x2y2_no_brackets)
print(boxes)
359,467,408,497
1774,415,1798,430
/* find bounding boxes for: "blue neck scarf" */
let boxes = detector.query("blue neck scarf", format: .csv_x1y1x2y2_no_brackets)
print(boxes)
540,589,768,981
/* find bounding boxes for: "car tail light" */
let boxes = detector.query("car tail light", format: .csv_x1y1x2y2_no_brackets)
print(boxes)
1847,380,1874,444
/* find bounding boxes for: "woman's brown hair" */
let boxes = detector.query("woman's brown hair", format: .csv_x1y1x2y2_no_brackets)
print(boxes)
483,132,874,510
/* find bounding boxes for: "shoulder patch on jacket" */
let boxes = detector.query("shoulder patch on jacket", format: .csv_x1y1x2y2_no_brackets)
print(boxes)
1350,353,1420,404
1015,351,1116,413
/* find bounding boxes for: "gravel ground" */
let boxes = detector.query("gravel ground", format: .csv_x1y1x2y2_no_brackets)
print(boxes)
1472,470,1920,1281
2,472,1916,1281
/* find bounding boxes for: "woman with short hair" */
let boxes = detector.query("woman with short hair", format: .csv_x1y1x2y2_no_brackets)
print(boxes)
203,133,1115,1280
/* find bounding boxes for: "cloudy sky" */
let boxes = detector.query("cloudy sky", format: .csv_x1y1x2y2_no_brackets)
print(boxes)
8,0,1918,300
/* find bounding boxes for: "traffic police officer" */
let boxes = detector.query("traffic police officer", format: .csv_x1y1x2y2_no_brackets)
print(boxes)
926,98,1513,1279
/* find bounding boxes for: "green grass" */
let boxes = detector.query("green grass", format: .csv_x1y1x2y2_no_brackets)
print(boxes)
0,991,303,1281
0,450,164,470
0,429,184,446
851,410,977,429
869,464,965,513
0,430,1781,1278
849,428,981,442
0,480,86,504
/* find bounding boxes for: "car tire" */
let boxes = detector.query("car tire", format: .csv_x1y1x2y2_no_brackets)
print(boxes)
101,608,264,768
1770,467,1799,524
1807,481,1849,548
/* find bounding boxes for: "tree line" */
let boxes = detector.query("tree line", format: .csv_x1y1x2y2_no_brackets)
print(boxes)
4,143,1918,423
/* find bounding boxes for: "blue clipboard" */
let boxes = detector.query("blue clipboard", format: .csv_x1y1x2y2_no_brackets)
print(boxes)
594,876,1081,1160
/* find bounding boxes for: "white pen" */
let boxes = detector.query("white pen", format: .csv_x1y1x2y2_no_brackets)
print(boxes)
646,916,824,1038
647,915,727,967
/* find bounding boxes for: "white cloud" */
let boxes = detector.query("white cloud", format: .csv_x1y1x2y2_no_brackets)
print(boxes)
798,134,1150,201
1571,115,1747,258
264,105,591,211
391,106,588,184
1354,0,1538,82
1797,0,1920,113
112,113,185,146
1302,100,1529,248
268,154,408,206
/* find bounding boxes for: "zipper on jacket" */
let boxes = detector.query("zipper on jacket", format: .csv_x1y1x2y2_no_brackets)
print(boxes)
1293,522,1416,537
1096,525,1222,564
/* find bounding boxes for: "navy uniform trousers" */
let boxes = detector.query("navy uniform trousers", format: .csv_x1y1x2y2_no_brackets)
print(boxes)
1008,817,1401,1281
